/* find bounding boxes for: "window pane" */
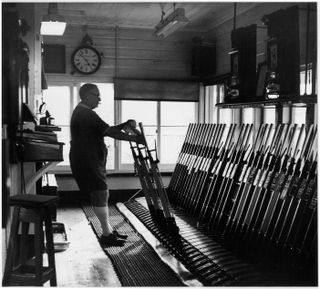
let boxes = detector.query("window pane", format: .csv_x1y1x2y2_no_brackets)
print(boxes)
263,107,276,123
219,108,232,124
242,108,254,123
161,101,195,125
42,86,71,165
121,100,157,125
160,101,195,164
161,126,188,164
121,101,157,164
42,86,70,125
292,107,306,124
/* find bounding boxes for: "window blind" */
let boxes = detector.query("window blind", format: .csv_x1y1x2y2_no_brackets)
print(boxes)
114,78,199,102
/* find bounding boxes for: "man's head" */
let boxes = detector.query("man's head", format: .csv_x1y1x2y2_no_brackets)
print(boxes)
79,83,101,109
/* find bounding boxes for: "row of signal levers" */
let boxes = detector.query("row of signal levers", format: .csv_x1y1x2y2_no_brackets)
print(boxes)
168,123,317,267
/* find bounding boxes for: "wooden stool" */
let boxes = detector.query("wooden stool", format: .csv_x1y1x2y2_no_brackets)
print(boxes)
2,194,59,286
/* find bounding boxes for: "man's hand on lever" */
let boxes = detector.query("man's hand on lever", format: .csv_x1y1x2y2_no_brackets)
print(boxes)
124,119,146,145
124,119,139,135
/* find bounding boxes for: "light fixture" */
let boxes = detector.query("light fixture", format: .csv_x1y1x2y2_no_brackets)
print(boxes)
154,7,189,39
40,3,66,36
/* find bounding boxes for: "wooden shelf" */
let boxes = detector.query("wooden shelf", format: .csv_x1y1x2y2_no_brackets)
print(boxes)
17,138,64,162
216,95,317,108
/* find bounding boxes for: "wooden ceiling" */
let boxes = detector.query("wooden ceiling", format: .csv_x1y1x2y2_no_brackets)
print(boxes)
43,2,259,32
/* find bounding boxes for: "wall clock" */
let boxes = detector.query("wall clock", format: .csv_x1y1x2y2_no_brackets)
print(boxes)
71,45,101,74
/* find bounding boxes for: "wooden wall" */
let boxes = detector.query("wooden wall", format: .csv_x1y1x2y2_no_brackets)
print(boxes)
43,25,199,84
35,2,318,91
42,3,317,89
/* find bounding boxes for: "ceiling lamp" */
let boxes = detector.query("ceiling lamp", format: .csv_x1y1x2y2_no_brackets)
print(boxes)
40,3,66,36
154,7,189,39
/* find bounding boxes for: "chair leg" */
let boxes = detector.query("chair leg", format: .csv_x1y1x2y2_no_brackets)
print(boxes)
45,214,57,286
34,215,44,286
19,221,30,266
2,207,20,286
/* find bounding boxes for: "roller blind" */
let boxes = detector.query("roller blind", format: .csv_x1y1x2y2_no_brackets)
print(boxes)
114,78,199,102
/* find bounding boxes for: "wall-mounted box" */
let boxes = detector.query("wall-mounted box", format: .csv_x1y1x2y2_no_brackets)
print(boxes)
43,44,66,74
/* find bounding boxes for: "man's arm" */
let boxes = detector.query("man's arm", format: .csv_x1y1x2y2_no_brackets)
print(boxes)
103,120,145,144
110,121,129,132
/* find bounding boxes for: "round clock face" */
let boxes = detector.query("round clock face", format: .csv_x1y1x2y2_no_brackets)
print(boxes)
71,46,101,74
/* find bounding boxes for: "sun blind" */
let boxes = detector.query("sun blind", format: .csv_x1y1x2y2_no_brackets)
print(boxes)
114,78,199,102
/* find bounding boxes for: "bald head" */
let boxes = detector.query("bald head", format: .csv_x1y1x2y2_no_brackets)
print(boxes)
79,83,101,109
79,83,98,100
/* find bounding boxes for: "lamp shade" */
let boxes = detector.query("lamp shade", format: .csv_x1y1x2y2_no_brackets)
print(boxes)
40,3,66,36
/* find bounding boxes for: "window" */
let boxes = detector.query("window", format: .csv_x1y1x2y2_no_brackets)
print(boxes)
120,100,197,170
42,82,197,172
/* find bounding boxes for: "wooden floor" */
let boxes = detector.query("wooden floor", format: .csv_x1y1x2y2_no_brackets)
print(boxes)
50,206,121,287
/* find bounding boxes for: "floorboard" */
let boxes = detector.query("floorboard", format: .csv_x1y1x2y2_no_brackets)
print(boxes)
51,206,121,287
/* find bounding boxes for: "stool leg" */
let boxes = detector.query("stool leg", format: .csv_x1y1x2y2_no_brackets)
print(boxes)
2,207,20,286
34,215,44,286
19,221,30,266
45,214,57,286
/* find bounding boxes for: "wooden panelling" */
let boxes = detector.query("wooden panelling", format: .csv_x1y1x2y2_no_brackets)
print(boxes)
43,25,196,84
43,3,315,85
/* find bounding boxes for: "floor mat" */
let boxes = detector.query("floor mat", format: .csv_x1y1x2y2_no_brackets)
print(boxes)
82,204,186,287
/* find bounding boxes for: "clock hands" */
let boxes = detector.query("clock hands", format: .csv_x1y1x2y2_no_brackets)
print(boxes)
80,55,93,68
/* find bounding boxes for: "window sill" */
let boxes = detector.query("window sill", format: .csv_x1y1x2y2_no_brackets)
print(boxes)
50,164,174,175
50,166,173,177
55,171,173,177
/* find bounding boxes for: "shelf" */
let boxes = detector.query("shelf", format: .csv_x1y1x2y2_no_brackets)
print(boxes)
216,95,317,108
35,125,61,132
16,138,64,162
